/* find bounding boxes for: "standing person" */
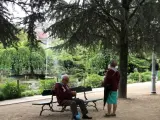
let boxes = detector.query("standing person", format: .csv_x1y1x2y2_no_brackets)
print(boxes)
103,60,120,117
54,74,92,120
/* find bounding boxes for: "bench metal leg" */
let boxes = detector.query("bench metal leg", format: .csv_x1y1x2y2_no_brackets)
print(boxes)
93,102,98,111
61,106,67,112
40,105,45,116
85,102,98,111
40,104,54,116
49,104,54,112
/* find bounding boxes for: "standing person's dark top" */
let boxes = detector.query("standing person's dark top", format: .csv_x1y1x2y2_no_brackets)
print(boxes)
104,67,120,91
103,60,120,117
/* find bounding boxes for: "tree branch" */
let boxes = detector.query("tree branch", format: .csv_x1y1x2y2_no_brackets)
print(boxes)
94,0,122,23
96,11,120,34
129,0,146,22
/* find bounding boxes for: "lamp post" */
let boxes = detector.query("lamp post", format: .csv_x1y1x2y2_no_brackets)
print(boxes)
151,52,156,94
45,38,49,77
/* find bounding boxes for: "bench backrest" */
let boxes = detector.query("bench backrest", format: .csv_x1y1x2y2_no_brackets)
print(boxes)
71,86,92,93
42,90,56,96
41,86,92,96
41,86,92,102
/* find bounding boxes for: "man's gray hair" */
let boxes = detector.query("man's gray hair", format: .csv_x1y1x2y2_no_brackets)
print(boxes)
61,74,69,80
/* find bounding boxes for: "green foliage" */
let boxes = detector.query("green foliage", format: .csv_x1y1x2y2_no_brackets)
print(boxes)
39,79,56,91
30,51,45,70
88,49,118,74
21,90,34,97
128,72,151,83
74,73,84,81
13,47,30,74
0,83,4,100
68,75,79,87
85,74,103,88
0,44,45,75
0,92,5,101
129,56,150,72
158,71,160,79
141,72,151,82
0,83,4,90
2,81,20,99
0,1,19,47
20,84,28,92
128,72,140,82
33,90,41,95
0,81,41,99
127,79,136,84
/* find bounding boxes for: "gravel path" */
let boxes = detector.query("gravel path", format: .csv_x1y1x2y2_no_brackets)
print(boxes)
0,82,160,120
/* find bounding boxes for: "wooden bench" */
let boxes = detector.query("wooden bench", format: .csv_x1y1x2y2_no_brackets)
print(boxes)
32,86,102,116
32,90,61,116
71,86,103,111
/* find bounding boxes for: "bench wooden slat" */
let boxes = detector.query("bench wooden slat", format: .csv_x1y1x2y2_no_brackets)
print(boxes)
85,98,103,103
32,101,57,105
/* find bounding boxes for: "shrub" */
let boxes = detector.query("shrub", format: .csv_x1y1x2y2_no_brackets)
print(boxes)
127,79,135,84
68,68,84,75
21,90,34,97
69,75,80,87
128,72,140,82
0,83,4,101
20,84,28,92
39,79,56,91
2,81,20,99
74,73,84,79
33,90,41,95
129,56,149,72
85,74,103,88
0,92,4,101
128,72,151,83
158,71,160,80
141,72,151,82
0,83,4,90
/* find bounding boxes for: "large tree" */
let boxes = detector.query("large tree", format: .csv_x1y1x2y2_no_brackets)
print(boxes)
45,0,147,98
44,0,160,98
0,0,19,47
1,0,160,98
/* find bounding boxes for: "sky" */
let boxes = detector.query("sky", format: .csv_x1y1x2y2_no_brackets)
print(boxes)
7,0,72,39
7,0,72,20
6,0,82,37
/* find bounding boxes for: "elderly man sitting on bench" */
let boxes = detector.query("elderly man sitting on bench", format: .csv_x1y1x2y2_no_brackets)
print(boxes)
54,74,92,120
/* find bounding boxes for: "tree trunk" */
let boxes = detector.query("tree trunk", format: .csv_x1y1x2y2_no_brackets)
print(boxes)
29,48,34,76
30,65,34,75
118,35,128,98
118,0,129,98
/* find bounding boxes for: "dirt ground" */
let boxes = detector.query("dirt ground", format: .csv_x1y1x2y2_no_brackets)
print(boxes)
0,82,160,120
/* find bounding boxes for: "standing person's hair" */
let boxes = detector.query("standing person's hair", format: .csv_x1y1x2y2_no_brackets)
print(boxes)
110,60,117,68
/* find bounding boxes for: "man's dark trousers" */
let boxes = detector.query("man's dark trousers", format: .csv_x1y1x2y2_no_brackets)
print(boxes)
61,98,88,117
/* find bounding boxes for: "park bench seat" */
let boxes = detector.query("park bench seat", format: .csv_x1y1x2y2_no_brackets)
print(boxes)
32,86,102,116
85,98,103,103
